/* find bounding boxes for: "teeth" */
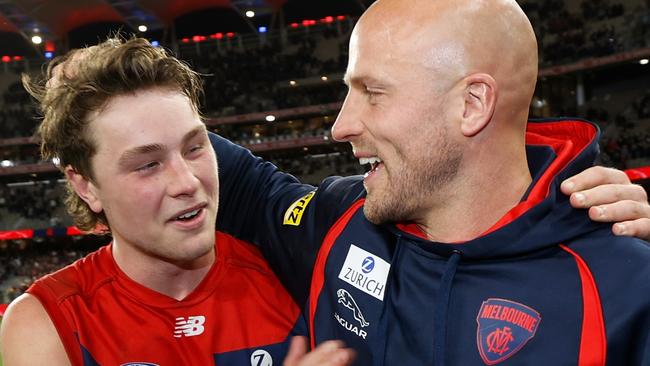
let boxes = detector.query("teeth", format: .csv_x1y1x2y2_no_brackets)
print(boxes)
177,209,200,220
359,157,382,166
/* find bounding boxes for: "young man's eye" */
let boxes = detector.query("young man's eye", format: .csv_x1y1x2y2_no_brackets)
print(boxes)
136,161,159,172
186,144,204,156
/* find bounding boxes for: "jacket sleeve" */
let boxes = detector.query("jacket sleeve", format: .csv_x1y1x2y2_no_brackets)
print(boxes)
210,133,365,305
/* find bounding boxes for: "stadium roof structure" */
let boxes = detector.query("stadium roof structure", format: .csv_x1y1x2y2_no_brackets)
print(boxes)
0,0,373,57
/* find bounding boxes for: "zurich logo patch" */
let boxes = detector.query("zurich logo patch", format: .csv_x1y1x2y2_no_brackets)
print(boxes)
476,298,541,365
361,257,375,273
338,245,390,301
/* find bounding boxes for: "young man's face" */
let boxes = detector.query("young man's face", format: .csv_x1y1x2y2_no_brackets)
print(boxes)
74,87,219,265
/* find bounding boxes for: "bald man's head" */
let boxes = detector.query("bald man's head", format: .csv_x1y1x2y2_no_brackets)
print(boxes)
356,0,538,120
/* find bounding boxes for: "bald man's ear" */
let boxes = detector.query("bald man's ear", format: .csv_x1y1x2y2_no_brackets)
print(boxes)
461,74,496,137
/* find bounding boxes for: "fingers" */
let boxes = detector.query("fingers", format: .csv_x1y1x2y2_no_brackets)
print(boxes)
611,218,650,241
561,166,630,195
284,336,309,366
587,200,650,222
284,337,355,366
568,183,648,209
586,199,650,241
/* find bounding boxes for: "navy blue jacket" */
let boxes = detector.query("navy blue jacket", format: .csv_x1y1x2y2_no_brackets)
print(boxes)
213,119,650,366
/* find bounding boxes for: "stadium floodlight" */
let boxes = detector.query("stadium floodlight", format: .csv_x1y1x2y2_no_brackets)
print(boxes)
640,59,649,65
1,159,14,167
289,80,297,86
138,25,148,32
265,115,276,122
321,76,328,81
246,10,255,18
31,35,42,44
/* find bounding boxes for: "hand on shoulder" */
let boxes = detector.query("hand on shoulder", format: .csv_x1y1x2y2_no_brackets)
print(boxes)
562,166,650,241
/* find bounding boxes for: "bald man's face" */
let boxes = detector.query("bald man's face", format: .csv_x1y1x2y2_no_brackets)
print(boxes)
332,17,463,224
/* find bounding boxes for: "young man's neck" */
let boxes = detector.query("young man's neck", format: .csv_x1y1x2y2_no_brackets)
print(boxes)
112,240,215,301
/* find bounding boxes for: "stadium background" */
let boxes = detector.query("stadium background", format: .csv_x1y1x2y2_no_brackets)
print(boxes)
0,0,649,360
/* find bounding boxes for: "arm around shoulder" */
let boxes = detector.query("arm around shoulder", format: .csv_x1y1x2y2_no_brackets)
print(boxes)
0,293,70,366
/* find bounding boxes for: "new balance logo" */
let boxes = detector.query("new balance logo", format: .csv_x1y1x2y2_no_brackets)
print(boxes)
174,315,206,338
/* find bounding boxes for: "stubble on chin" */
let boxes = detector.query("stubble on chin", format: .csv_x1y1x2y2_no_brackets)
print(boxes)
363,152,463,225
363,181,414,225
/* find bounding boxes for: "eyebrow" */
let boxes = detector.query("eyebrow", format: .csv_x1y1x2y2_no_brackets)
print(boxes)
117,124,207,168
343,73,388,89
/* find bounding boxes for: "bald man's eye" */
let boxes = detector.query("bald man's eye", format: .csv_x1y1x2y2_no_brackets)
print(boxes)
365,88,381,104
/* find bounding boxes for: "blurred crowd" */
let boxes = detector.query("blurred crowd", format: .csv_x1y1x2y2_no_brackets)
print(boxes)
0,82,37,139
187,30,349,116
521,0,650,66
0,181,65,230
587,88,650,167
0,236,106,303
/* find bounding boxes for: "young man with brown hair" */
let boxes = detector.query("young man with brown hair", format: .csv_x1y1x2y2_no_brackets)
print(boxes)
0,38,353,366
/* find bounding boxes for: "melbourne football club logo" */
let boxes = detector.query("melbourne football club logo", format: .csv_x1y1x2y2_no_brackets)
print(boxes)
476,298,541,365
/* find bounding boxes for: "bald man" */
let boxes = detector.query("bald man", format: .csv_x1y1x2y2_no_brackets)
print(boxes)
210,0,650,364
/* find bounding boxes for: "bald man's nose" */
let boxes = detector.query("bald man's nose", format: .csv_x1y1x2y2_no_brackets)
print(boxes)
332,93,364,142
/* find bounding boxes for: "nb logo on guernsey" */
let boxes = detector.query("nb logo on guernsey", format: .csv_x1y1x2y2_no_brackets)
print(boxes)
476,299,541,365
173,315,206,338
338,245,390,301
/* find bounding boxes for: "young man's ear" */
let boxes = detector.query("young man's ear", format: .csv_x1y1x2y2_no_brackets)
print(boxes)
461,73,497,137
64,166,103,213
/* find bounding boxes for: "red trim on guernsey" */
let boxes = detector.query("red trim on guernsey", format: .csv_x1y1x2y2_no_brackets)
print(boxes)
309,199,366,349
396,222,427,239
396,121,598,240
560,244,606,366
0,303,7,316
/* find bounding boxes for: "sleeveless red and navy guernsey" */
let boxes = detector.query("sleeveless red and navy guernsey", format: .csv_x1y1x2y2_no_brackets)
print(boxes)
27,231,302,365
